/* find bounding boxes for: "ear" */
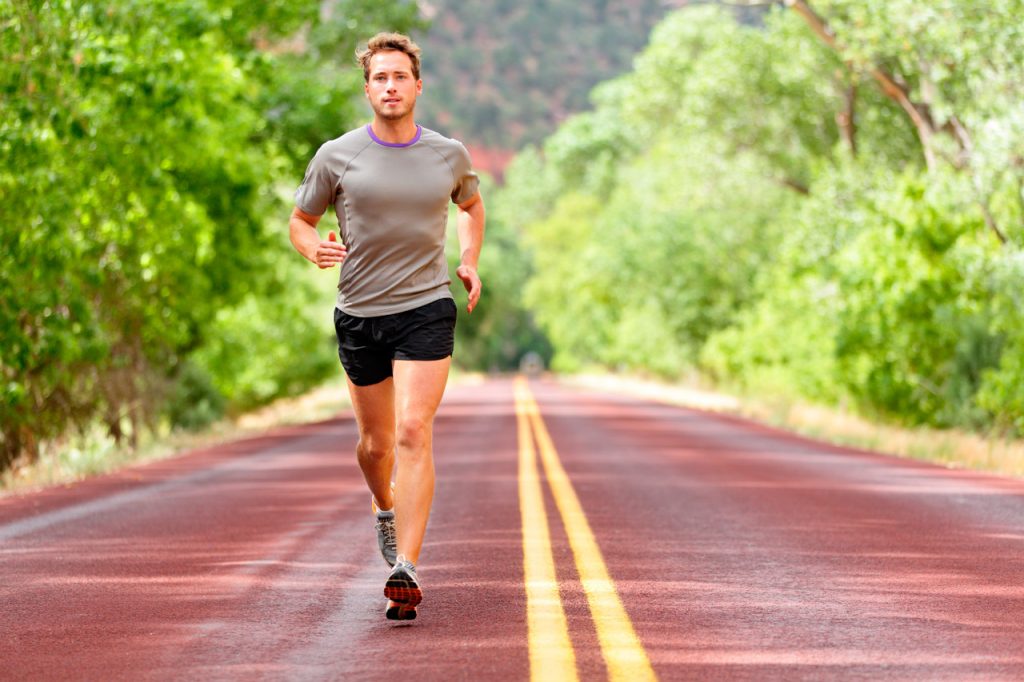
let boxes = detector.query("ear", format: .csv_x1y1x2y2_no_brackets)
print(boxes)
416,79,423,95
364,81,370,98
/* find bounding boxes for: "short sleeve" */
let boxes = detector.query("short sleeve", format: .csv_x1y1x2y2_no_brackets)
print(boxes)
294,146,337,216
450,142,480,205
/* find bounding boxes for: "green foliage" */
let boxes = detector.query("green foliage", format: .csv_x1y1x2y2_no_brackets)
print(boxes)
513,8,805,376
830,173,997,426
524,131,795,376
717,167,1005,427
164,361,227,432
500,1,1024,434
524,194,613,372
971,247,1024,433
0,0,422,467
190,244,339,414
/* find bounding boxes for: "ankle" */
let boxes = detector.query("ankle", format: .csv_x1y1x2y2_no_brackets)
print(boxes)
373,481,396,512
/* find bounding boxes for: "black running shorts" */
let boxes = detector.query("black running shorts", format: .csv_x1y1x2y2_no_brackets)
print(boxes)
333,297,457,386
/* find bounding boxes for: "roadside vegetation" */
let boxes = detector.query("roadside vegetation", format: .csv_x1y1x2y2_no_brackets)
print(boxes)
493,1,1024,440
570,374,1024,479
1,380,351,492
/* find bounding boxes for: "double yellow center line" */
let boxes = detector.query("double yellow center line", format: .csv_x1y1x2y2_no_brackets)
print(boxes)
515,377,656,682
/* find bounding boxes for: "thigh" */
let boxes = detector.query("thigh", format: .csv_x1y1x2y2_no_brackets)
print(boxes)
393,357,451,424
347,375,396,441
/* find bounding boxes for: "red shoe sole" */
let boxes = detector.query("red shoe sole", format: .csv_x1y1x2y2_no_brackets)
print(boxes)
386,602,417,620
384,583,422,607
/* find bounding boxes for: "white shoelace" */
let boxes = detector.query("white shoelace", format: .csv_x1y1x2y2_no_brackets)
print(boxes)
379,518,397,546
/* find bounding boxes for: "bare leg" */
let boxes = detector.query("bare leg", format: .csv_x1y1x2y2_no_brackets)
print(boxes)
391,357,451,564
346,376,396,511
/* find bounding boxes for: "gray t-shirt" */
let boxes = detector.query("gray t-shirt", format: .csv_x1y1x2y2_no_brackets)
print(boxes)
294,124,479,317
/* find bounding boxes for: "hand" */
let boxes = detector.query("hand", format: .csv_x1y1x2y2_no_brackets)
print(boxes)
315,231,347,269
456,264,482,313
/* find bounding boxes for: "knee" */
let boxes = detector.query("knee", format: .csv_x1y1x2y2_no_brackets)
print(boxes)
396,416,431,453
357,436,393,463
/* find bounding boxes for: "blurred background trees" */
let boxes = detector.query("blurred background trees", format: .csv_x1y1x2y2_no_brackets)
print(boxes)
497,1,1024,434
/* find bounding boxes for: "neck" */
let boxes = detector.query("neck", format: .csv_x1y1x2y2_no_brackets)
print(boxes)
369,116,419,144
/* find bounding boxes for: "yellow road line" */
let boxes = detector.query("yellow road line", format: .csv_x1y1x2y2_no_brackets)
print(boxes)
519,378,658,682
515,379,578,682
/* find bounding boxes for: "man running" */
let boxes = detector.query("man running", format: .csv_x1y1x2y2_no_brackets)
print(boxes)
288,32,485,621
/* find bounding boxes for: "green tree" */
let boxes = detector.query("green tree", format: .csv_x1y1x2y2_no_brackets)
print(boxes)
501,1,1024,433
0,0,423,469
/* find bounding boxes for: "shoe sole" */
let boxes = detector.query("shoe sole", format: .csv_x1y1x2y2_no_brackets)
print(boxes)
385,602,417,621
384,568,422,607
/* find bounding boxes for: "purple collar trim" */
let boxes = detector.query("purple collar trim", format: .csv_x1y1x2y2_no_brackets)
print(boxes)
366,124,422,148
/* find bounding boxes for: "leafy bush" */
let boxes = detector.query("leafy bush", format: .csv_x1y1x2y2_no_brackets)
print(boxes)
165,362,226,432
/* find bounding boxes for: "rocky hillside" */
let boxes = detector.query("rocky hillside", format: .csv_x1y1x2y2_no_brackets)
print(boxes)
415,0,764,177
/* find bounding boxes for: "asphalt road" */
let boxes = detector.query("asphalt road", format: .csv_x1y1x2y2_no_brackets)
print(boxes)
3,377,1024,681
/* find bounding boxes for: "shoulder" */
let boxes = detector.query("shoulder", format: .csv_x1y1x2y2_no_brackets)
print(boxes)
418,127,472,167
315,126,374,163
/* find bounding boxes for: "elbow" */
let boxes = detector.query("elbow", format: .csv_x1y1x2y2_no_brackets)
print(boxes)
458,191,484,213
464,200,486,224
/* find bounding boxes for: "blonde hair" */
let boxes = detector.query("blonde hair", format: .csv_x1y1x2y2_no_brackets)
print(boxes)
356,32,422,82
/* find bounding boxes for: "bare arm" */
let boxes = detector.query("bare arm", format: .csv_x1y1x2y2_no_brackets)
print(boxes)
289,207,347,268
454,191,486,313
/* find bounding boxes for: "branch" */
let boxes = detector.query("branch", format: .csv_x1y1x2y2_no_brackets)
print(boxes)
836,81,857,157
976,193,1008,245
969,169,1008,245
783,0,938,171
778,177,811,195
943,115,972,169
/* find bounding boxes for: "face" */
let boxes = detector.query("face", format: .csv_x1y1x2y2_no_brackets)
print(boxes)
364,50,422,121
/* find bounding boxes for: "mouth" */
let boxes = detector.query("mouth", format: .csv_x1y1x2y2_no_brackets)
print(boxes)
383,97,401,105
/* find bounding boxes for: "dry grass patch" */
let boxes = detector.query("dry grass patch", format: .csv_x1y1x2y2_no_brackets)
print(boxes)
565,373,1024,479
2,379,351,495
2,371,487,495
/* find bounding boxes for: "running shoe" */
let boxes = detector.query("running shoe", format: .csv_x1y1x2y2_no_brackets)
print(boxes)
371,483,397,567
385,600,417,621
384,556,422,608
